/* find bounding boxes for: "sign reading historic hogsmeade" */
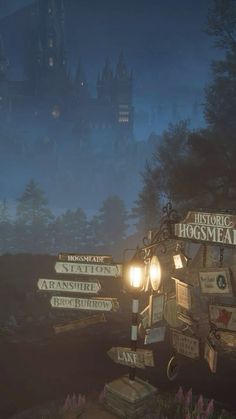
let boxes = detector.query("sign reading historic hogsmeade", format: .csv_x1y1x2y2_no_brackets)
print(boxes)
174,211,236,246
58,253,112,264
37,278,101,294
199,268,233,296
54,261,122,277
50,296,119,312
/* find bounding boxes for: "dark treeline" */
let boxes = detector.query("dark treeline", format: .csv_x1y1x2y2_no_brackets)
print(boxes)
133,0,236,231
0,179,135,258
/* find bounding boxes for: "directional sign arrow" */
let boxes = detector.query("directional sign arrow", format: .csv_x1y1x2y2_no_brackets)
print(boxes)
50,296,119,312
37,278,101,294
54,261,122,277
107,347,154,369
53,313,106,334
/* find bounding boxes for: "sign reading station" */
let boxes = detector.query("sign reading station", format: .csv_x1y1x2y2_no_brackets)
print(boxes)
55,261,122,277
174,211,236,246
58,253,112,264
50,296,119,312
38,278,101,294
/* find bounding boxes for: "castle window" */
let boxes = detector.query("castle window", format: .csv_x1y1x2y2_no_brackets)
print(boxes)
49,57,54,67
81,82,84,87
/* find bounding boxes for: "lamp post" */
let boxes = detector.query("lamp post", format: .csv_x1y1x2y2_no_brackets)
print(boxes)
126,252,145,382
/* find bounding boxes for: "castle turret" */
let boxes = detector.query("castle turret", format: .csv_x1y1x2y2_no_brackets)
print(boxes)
97,58,113,103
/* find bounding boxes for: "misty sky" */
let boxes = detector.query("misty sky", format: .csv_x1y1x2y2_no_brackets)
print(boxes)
0,0,221,110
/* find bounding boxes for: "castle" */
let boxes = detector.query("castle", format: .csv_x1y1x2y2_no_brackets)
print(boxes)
0,0,134,148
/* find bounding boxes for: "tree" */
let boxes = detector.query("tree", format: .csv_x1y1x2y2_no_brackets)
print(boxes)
15,180,53,253
0,200,13,253
97,196,128,247
50,208,88,253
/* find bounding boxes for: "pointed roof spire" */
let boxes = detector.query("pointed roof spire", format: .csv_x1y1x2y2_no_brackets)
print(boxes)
101,57,113,81
116,51,128,79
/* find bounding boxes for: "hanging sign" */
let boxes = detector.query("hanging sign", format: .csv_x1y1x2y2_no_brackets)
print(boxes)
209,304,236,332
174,211,236,246
172,330,200,359
204,340,218,373
50,296,119,312
148,294,165,327
144,326,166,345
107,347,154,369
217,331,236,347
139,305,149,329
199,268,233,296
58,253,112,264
174,279,192,310
37,278,101,294
55,261,122,277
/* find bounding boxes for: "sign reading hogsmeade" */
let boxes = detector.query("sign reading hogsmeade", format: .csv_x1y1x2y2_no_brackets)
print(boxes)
58,253,112,264
174,210,236,246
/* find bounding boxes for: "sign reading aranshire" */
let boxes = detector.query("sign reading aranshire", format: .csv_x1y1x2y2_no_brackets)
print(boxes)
174,211,236,246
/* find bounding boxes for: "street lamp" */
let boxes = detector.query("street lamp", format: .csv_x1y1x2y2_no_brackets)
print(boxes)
126,250,145,382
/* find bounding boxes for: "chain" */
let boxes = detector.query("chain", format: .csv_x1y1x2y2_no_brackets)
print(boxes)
219,245,224,268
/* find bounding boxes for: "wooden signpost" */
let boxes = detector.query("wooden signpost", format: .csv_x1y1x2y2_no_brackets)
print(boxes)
209,304,236,332
107,347,154,369
172,330,200,359
58,253,112,264
199,268,233,296
37,278,101,294
50,296,119,312
174,210,236,246
54,261,122,277
53,313,106,334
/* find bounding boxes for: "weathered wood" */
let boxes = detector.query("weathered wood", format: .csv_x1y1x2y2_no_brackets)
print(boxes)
55,261,122,277
172,330,200,359
107,347,154,369
53,313,106,334
50,296,119,312
37,278,101,294
58,253,112,263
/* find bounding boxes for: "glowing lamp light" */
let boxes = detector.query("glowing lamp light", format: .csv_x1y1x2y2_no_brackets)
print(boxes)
129,266,143,289
149,255,162,291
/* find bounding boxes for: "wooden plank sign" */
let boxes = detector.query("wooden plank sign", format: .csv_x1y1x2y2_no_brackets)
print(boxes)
53,313,106,334
174,210,236,246
58,253,112,264
107,347,154,369
37,278,101,294
172,330,200,359
55,261,122,277
148,294,165,327
144,326,166,345
199,268,233,296
209,304,236,332
174,279,192,310
204,340,218,373
50,296,119,312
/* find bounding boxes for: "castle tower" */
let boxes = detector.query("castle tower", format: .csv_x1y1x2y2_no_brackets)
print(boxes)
30,0,68,97
113,52,134,141
97,58,113,103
